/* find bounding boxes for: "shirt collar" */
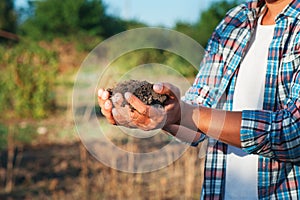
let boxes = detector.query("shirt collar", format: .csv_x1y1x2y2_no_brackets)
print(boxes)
278,0,300,21
245,0,300,21
244,0,265,12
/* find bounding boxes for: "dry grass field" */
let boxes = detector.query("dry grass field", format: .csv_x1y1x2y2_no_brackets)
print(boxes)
0,39,205,200
0,136,205,199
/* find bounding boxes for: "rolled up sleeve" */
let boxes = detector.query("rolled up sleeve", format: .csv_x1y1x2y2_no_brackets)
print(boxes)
241,98,300,163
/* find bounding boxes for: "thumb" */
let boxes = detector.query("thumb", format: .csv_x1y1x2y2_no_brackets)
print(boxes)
153,83,163,93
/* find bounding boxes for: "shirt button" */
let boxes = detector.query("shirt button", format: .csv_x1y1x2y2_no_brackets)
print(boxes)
227,70,232,75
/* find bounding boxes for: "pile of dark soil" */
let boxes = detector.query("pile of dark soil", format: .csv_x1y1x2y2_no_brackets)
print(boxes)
107,80,168,107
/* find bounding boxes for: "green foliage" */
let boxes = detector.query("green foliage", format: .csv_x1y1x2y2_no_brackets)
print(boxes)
0,42,58,119
164,52,198,77
78,0,106,36
174,22,197,40
21,0,83,39
0,0,17,43
124,19,147,30
20,0,128,40
15,124,37,144
73,34,104,52
175,0,240,47
110,49,197,78
195,0,240,46
0,123,38,150
0,0,17,32
0,124,8,150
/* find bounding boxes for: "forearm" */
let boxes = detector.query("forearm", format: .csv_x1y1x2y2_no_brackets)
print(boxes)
180,102,242,147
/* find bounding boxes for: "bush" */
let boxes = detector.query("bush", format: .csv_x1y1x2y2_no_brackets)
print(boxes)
110,49,198,78
0,124,8,150
0,123,38,150
0,42,58,119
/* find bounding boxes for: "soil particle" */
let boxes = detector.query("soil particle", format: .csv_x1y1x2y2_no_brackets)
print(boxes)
107,80,168,107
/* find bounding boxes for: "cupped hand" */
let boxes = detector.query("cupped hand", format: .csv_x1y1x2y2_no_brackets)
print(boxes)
153,82,181,126
112,82,181,131
98,82,181,131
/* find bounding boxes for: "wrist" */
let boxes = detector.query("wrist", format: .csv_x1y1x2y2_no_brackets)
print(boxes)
191,132,206,147
175,100,183,125
176,100,188,125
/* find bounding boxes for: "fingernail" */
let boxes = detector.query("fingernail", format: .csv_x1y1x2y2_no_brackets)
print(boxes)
112,93,122,103
102,91,109,100
98,89,103,97
153,83,163,92
104,101,111,109
124,92,132,100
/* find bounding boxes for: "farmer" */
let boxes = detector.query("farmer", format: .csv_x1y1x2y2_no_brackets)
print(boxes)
98,0,300,199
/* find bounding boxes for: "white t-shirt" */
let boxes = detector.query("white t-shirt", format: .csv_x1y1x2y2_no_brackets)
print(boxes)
224,15,275,200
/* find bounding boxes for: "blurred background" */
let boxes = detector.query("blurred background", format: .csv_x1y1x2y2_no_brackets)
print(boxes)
0,0,239,199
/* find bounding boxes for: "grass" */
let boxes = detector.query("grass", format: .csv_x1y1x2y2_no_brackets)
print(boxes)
0,39,205,199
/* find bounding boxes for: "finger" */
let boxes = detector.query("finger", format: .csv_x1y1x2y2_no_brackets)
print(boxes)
153,82,180,100
101,100,116,125
98,88,104,97
129,109,157,130
129,109,148,124
129,106,166,130
124,92,149,116
112,106,132,125
98,90,110,108
153,83,163,93
101,90,110,101
111,93,124,108
97,89,105,107
148,105,165,119
98,89,116,124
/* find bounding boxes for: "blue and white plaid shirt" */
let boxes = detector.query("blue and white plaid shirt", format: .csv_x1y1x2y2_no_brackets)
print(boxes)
184,0,300,199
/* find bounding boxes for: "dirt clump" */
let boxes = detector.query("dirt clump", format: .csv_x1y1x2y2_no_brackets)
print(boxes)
107,80,168,107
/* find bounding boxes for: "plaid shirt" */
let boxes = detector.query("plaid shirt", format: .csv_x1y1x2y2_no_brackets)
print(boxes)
183,0,300,199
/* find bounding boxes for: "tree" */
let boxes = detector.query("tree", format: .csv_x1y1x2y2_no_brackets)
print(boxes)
20,0,126,40
195,0,240,47
174,21,198,41
174,0,239,47
0,0,17,42
78,0,106,36
0,0,17,32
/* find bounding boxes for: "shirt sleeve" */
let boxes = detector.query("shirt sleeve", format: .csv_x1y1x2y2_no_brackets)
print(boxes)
240,68,300,162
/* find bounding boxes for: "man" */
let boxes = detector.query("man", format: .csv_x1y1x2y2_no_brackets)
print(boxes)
98,0,300,199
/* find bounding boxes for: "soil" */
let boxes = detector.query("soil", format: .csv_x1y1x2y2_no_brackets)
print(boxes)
107,80,168,107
